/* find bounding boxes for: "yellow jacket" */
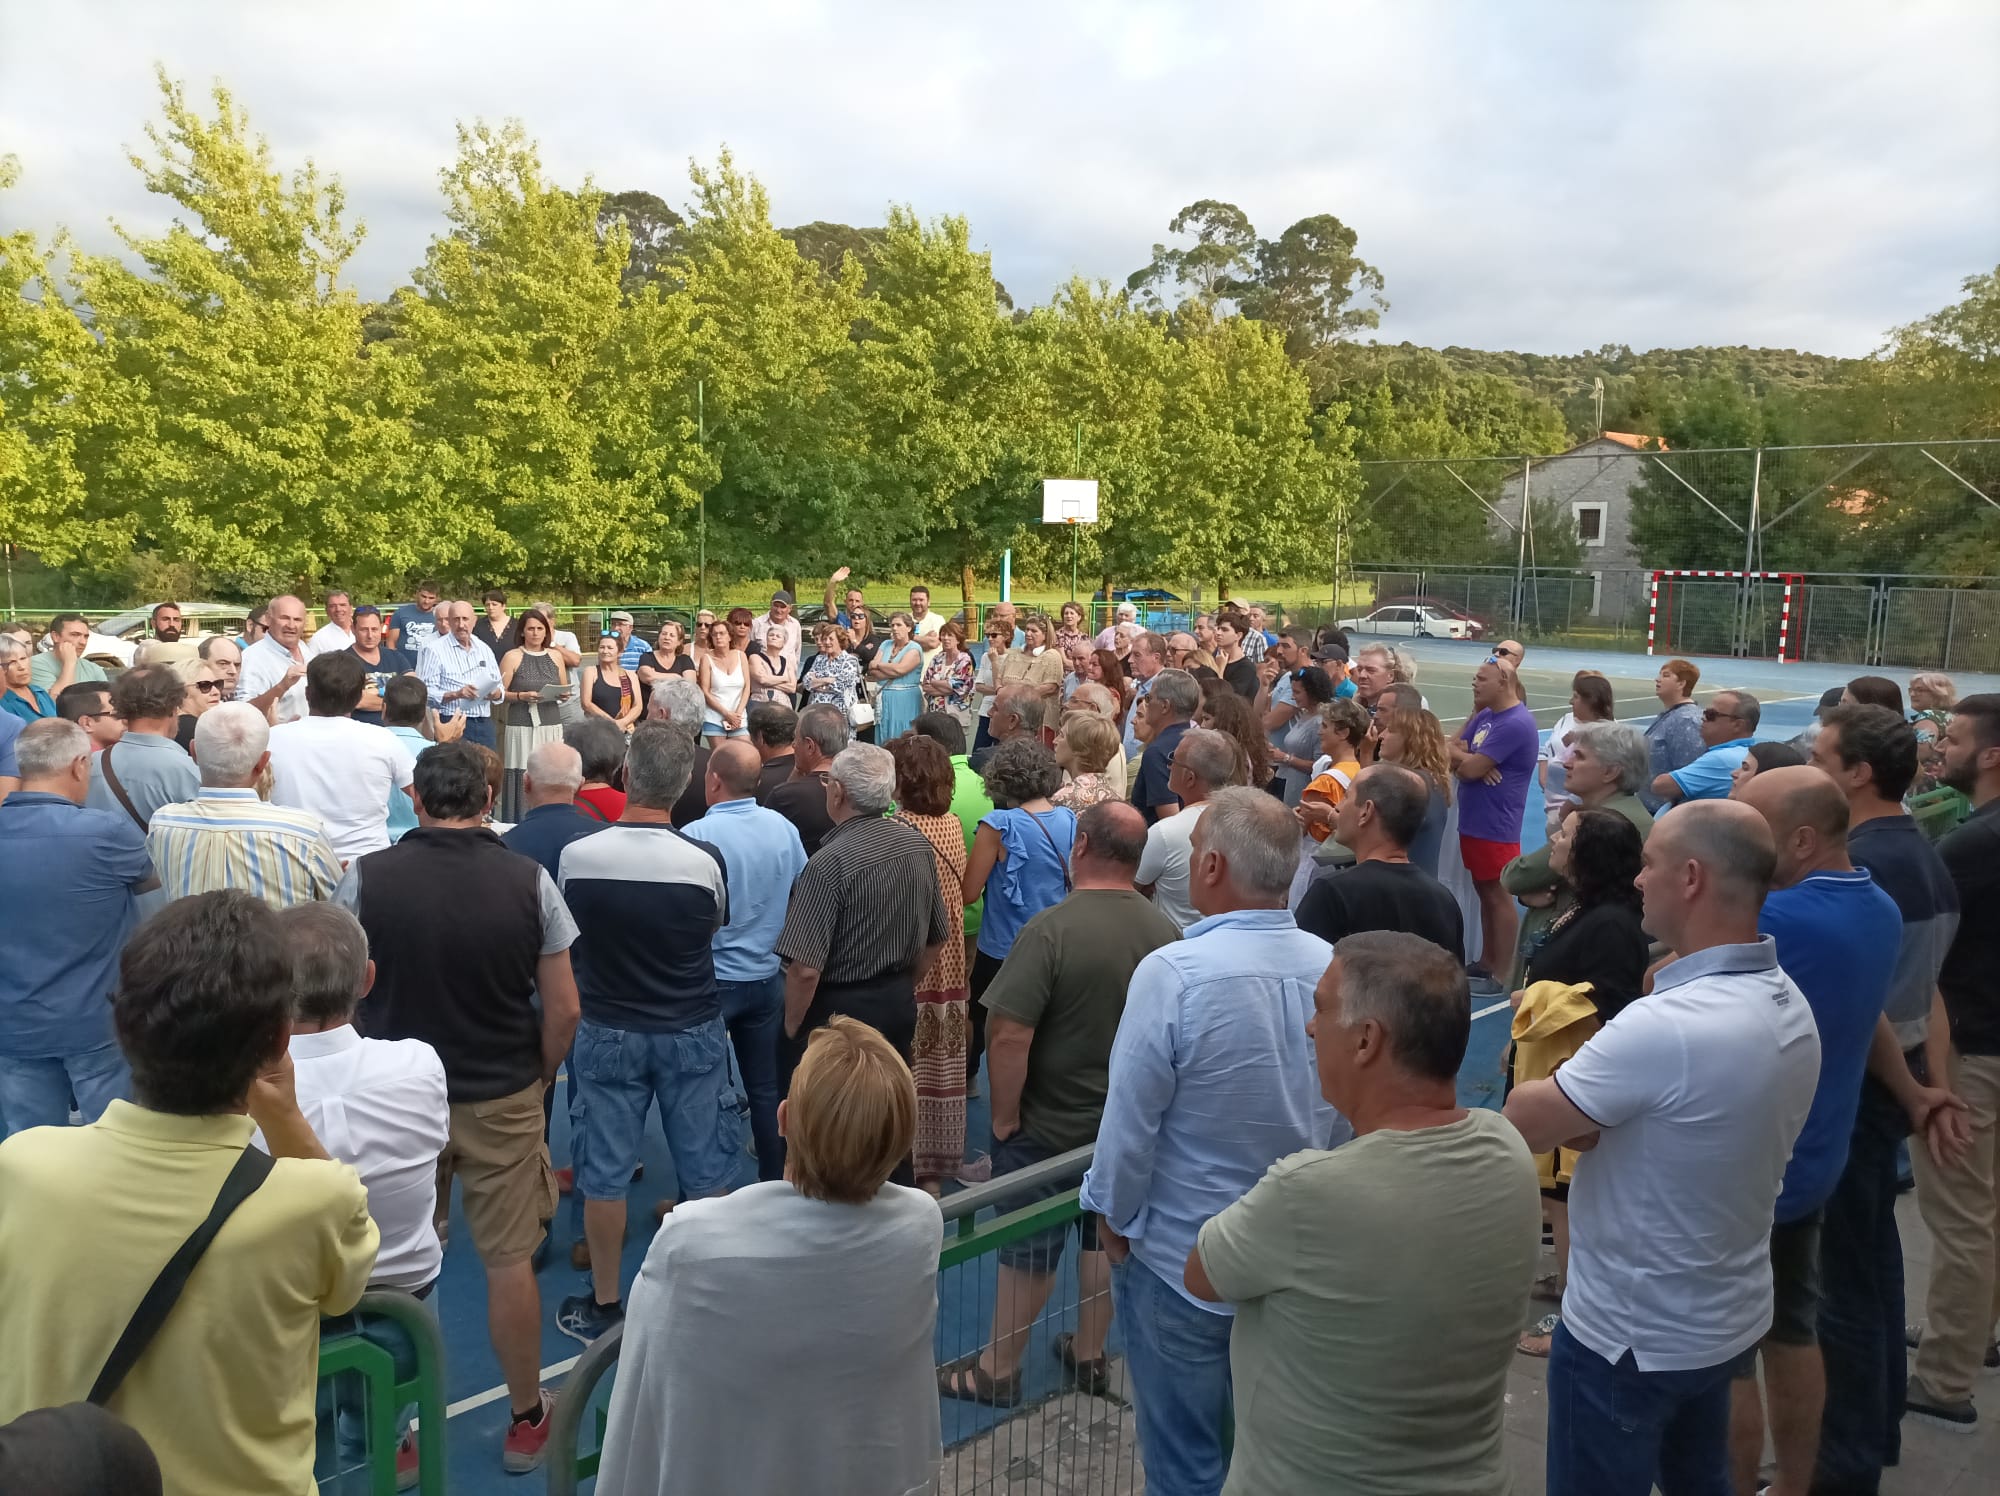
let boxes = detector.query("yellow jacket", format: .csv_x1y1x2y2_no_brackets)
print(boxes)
1509,979,1603,1188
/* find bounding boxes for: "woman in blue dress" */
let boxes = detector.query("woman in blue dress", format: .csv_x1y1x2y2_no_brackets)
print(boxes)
960,736,1078,1088
869,612,925,742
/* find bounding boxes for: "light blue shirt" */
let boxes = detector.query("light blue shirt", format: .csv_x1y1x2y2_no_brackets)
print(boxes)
1668,736,1753,804
385,726,431,841
417,633,500,718
1121,674,1156,759
1079,906,1345,1312
685,796,808,981
1264,670,1296,749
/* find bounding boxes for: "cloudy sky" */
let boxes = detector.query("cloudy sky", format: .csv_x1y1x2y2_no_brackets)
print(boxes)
3,1,1994,356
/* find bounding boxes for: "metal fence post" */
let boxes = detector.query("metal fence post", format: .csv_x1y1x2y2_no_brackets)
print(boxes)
1735,447,1763,656
1944,588,1959,672
1513,456,1531,625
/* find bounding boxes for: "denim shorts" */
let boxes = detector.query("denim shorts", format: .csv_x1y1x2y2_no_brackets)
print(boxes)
572,1016,748,1200
992,1132,1099,1274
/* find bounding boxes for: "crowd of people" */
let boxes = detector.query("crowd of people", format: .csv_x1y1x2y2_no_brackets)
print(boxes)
0,577,1995,1496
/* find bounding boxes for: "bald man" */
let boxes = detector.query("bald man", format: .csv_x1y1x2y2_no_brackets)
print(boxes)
685,737,808,1180
239,593,311,723
502,741,605,881
1725,767,1903,1496
1506,800,1822,1496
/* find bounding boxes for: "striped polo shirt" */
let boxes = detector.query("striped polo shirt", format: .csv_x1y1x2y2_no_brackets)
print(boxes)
147,788,344,908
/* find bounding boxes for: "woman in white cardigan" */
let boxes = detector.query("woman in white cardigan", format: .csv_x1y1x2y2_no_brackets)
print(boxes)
595,1018,944,1496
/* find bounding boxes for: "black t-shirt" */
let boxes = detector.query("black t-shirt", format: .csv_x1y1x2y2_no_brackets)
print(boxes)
767,769,836,855
1523,900,1650,1021
348,645,415,725
1938,799,2000,1055
1294,859,1464,957
670,744,711,830
1223,657,1258,701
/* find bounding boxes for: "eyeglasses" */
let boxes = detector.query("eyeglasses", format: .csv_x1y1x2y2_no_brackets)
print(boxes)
1701,708,1741,722
193,680,222,693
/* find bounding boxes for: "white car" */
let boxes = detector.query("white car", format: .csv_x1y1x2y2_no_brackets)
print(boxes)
39,602,253,671
1335,604,1474,639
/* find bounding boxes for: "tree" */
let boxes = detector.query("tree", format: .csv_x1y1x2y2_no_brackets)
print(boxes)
66,70,405,593
598,189,684,296
1126,200,1257,310
382,121,712,595
676,153,868,590
782,221,887,287
1235,213,1386,371
0,157,118,573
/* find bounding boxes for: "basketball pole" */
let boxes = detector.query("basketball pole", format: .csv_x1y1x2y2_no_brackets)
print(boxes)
1071,420,1082,606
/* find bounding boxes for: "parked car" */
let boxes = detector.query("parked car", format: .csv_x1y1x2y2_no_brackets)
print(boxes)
40,602,253,670
1335,603,1477,640
1372,594,1488,638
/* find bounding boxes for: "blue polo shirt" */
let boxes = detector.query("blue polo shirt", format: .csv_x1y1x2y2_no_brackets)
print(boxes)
1760,869,1902,1221
1133,718,1190,826
502,802,608,881
0,714,19,779
685,796,808,982
1669,736,1753,803
0,792,155,1058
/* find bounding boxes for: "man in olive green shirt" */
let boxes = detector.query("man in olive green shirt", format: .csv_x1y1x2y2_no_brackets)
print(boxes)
940,801,1179,1405
1188,931,1540,1495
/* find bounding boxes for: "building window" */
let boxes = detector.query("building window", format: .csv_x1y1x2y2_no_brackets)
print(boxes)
1573,502,1607,547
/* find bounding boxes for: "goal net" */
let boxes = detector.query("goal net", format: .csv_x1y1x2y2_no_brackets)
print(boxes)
1648,570,1802,662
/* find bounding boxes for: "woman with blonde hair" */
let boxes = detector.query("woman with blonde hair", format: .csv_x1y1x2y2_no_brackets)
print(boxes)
1375,698,1454,877
1052,711,1122,810
595,1017,943,1496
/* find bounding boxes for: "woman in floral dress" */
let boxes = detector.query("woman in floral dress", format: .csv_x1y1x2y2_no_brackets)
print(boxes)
888,734,970,1192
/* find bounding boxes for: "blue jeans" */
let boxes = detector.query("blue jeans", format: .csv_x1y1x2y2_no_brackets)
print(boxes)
717,974,784,1181
572,1018,747,1199
0,1043,130,1139
1546,1321,1734,1496
1111,1255,1233,1496
1813,1076,1909,1493
442,713,495,749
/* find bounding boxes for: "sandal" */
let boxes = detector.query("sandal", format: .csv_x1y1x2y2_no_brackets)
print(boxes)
1517,1311,1560,1359
937,1355,1022,1408
1054,1331,1112,1396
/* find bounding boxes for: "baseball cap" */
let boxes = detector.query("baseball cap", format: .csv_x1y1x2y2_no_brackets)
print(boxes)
772,590,795,605
1314,640,1350,664
609,610,634,624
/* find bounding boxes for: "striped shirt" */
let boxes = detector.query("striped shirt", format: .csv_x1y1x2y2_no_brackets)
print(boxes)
417,633,500,719
148,788,343,907
559,823,728,1033
775,814,953,985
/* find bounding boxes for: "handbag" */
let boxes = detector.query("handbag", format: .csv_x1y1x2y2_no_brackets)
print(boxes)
89,1145,274,1405
851,690,877,728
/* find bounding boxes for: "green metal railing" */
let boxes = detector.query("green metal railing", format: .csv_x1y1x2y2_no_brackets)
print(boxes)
547,1145,1141,1495
314,1290,449,1496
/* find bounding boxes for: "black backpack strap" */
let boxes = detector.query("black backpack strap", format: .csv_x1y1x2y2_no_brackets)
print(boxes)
88,1145,276,1406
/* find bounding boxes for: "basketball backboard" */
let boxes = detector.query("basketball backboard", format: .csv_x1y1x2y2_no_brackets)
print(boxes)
1042,477,1099,525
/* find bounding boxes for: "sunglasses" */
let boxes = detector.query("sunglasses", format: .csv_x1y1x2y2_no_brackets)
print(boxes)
193,679,222,693
1701,708,1741,722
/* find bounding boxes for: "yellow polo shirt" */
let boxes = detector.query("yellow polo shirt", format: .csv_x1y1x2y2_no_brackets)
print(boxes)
0,1102,378,1496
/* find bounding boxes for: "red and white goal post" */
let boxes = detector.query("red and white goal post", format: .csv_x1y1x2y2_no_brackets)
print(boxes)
1647,570,1804,663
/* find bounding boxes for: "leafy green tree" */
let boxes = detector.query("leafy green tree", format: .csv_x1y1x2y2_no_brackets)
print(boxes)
598,189,684,295
66,71,406,591
382,121,712,595
0,157,118,574
676,153,868,591
1126,200,1257,310
1236,213,1386,371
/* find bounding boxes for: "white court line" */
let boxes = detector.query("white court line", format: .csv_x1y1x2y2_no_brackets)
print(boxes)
444,1355,580,1419
1471,999,1511,1022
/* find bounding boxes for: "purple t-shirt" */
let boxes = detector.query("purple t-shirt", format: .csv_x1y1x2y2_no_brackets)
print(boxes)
1457,703,1539,844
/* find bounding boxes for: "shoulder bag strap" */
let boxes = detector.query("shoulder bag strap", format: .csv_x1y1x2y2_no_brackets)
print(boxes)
1024,809,1074,894
89,1145,275,1406
98,744,149,833
576,795,613,823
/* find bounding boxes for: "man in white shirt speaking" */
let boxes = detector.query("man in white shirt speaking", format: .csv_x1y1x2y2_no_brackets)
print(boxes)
268,652,416,862
1505,799,1821,1496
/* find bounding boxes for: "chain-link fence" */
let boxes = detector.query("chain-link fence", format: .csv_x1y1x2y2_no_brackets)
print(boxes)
1335,440,2000,671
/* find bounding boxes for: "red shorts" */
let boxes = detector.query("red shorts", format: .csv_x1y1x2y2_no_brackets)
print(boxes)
1460,834,1520,883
